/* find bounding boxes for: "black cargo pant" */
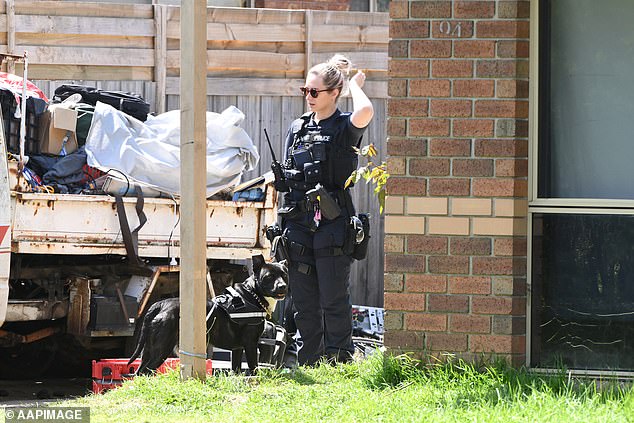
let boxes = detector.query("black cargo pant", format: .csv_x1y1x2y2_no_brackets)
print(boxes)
282,213,354,365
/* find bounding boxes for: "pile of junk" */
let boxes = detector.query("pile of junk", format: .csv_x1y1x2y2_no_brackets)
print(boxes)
3,73,260,200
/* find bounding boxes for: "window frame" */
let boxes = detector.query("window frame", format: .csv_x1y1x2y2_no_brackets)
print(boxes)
528,0,634,375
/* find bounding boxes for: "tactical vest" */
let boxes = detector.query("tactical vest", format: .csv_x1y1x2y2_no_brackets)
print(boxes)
284,111,360,191
210,285,268,326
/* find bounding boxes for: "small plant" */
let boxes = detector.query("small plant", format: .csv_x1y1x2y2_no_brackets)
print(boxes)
345,143,390,213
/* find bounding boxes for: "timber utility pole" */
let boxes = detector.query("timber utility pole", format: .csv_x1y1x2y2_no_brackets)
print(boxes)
179,0,208,380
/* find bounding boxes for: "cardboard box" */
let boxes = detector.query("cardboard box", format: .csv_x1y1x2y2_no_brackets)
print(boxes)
39,104,79,156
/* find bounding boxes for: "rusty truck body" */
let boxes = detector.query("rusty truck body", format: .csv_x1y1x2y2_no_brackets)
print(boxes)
0,121,276,377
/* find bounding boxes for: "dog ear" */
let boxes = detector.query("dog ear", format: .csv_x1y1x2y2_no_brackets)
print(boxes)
252,254,265,277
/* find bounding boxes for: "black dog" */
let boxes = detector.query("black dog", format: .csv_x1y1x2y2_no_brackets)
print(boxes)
128,255,288,375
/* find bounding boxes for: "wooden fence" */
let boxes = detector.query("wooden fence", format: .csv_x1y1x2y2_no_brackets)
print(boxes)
4,1,388,307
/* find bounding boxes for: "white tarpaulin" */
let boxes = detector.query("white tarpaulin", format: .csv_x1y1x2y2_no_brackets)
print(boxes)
85,102,259,197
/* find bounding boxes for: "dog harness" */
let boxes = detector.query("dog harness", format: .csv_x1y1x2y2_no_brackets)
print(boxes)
210,285,268,325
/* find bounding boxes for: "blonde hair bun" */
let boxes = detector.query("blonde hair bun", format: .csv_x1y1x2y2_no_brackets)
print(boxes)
327,54,352,77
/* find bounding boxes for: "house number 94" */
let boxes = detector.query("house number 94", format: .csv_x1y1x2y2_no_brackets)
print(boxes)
439,21,462,37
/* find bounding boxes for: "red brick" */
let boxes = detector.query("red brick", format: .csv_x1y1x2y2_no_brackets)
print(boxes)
497,40,529,58
472,179,528,197
449,276,491,295
432,60,474,78
494,238,527,256
428,178,471,196
410,118,451,137
408,235,448,254
431,20,474,38
450,238,492,256
428,256,470,275
497,80,529,98
385,253,427,273
475,139,528,158
409,158,450,176
496,119,528,138
477,60,529,78
389,59,430,78
454,80,494,98
427,333,468,352
411,1,452,18
385,235,405,253
390,20,430,39
384,273,404,292
387,118,407,137
496,159,528,177
428,294,469,312
389,99,429,117
492,277,527,296
450,314,491,333
430,99,472,117
477,21,530,38
387,177,427,196
388,79,407,97
411,40,452,58
475,100,528,118
455,40,495,58
472,296,525,315
387,137,427,156
472,257,527,276
390,1,409,19
406,274,447,293
492,315,526,335
384,330,425,350
455,1,495,18
471,335,525,354
385,292,426,311
406,313,447,331
498,1,530,19
389,158,405,176
430,138,471,157
453,159,494,177
453,119,495,137
410,80,451,97
389,40,409,58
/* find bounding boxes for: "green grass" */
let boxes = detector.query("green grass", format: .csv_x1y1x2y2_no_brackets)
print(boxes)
61,353,634,423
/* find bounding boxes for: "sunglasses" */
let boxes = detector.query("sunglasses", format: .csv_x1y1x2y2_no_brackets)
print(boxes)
300,86,333,98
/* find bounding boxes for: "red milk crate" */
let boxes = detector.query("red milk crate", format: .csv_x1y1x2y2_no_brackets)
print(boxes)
92,357,213,394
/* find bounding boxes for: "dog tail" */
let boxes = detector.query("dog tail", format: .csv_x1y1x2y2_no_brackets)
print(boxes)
127,305,159,366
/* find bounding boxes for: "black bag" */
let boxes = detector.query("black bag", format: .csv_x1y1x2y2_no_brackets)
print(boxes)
53,84,150,122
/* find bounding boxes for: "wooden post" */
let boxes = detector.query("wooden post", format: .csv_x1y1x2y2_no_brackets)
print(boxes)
6,0,15,75
304,9,313,79
179,0,208,381
153,3,167,114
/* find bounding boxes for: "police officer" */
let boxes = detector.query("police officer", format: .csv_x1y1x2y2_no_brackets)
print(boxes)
276,54,374,365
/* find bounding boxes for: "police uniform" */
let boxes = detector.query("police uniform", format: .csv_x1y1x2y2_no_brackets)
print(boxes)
278,109,366,365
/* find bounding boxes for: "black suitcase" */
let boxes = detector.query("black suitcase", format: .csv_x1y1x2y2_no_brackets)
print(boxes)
53,84,150,122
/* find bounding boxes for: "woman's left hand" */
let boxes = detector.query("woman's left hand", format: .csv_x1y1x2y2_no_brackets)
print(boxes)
350,70,366,89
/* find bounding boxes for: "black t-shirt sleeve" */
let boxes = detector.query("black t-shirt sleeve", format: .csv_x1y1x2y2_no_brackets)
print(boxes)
343,113,368,148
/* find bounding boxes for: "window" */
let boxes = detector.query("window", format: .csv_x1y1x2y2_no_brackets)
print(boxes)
531,0,634,372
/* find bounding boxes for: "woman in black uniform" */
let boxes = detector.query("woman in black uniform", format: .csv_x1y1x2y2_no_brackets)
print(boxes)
278,54,374,365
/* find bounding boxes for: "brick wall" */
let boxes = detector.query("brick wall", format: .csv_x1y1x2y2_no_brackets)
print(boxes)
255,0,350,10
385,0,529,365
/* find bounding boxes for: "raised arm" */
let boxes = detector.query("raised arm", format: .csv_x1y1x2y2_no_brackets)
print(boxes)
349,70,374,129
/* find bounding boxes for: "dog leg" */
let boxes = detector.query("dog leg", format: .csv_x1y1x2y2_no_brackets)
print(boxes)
231,349,243,373
244,346,259,375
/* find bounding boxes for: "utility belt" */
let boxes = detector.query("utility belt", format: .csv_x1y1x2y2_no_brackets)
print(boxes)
278,186,349,222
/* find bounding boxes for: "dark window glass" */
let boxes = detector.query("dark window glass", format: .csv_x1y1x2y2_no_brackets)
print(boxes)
538,0,634,199
531,213,634,371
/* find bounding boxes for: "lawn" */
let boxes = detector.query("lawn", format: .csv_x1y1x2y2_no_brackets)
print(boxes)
62,353,634,423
